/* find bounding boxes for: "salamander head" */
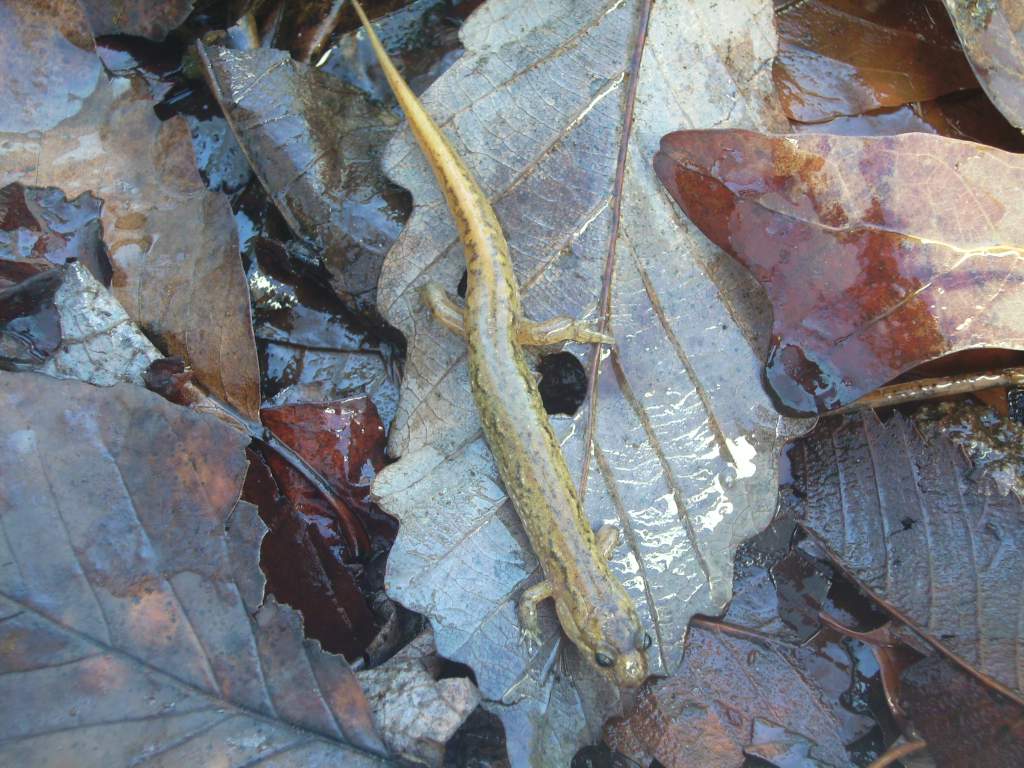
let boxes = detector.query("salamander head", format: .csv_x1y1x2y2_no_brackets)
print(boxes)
556,594,651,688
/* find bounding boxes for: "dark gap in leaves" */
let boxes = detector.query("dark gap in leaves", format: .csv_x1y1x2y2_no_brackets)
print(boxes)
457,267,467,298
443,706,509,768
538,351,587,416
571,743,640,768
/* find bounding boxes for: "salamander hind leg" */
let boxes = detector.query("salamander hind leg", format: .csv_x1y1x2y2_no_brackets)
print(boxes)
516,316,615,347
420,282,467,338
518,579,553,651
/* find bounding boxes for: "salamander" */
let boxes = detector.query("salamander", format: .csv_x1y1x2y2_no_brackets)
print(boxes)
352,0,649,687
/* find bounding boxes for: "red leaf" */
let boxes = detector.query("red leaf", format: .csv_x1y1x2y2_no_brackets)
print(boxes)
655,130,1024,414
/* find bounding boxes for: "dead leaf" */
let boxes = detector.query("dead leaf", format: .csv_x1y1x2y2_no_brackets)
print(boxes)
901,653,1024,768
655,130,1024,415
0,268,62,368
0,0,101,134
370,1,807,761
0,183,110,285
239,396,399,665
357,628,481,766
604,622,852,767
784,410,1024,701
774,0,977,123
0,372,390,765
38,262,161,385
200,44,409,315
78,0,196,40
0,62,260,418
941,0,1024,130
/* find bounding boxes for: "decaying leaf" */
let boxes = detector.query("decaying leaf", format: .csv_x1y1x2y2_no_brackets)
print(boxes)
245,398,398,660
901,653,1024,768
941,0,1024,130
604,622,852,768
357,628,481,766
0,0,101,134
784,410,1024,701
775,0,977,123
0,55,260,418
38,262,161,386
0,269,62,368
370,0,805,762
200,45,409,314
655,130,1024,415
78,0,196,40
0,373,390,765
0,183,110,285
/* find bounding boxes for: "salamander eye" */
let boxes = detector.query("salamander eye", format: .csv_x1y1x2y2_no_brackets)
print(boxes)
595,651,616,668
642,632,653,650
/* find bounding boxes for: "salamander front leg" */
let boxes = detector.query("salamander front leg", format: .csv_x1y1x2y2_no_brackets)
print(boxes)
518,578,553,651
516,316,615,347
420,282,467,338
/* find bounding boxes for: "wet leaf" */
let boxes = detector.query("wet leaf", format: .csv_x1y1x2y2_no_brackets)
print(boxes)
200,44,409,315
37,262,161,386
784,410,1024,700
0,268,63,368
244,399,397,660
793,90,1024,154
941,0,1024,130
0,0,102,133
371,1,806,762
0,68,260,418
774,0,977,123
901,654,1024,768
0,372,389,765
655,130,1024,415
0,184,110,285
79,0,195,40
357,628,480,766
604,622,851,767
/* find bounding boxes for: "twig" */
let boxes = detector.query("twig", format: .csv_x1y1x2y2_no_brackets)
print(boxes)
866,739,928,768
831,366,1024,414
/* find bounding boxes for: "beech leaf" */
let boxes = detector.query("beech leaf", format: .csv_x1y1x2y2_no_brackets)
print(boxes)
0,373,390,766
370,0,805,762
784,410,1024,701
655,130,1024,415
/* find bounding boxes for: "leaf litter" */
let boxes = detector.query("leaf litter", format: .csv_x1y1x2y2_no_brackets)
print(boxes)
1,0,1023,765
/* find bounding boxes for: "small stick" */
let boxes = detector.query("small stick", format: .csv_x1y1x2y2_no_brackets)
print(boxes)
866,739,928,768
831,366,1024,414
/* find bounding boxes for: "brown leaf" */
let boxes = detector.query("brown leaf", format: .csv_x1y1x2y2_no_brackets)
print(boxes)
901,654,1024,768
79,0,195,39
784,410,1024,701
655,130,1024,415
0,71,261,418
775,0,977,123
941,0,1024,130
200,44,409,315
604,622,851,767
0,0,101,133
0,372,389,764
